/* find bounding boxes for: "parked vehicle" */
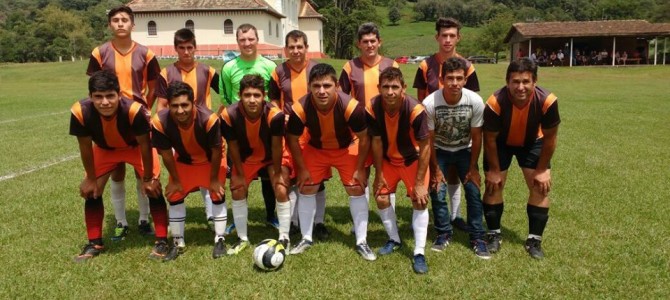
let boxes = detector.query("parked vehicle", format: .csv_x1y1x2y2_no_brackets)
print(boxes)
407,55,428,64
221,50,240,63
394,56,409,64
467,55,496,64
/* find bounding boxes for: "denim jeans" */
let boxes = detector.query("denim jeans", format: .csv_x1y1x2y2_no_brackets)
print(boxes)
430,148,485,240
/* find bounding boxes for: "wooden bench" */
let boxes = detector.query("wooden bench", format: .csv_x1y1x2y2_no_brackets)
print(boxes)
625,58,642,65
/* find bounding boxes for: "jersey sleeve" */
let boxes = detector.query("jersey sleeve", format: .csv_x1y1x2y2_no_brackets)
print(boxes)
207,118,223,147
220,110,237,141
412,110,429,141
541,100,561,129
220,64,233,105
269,111,285,137
286,109,305,136
86,55,102,76
471,95,485,128
464,71,481,92
210,72,221,94
146,57,161,81
423,97,435,131
347,105,367,133
338,69,352,95
483,96,502,132
69,114,90,137
268,70,281,102
151,118,173,150
412,67,427,89
365,107,381,137
154,72,168,99
130,106,151,136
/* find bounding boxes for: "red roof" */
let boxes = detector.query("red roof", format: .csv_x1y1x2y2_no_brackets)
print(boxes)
127,0,285,18
505,20,670,42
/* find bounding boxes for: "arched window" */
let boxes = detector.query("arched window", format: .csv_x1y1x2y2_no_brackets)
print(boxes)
223,19,233,34
185,20,194,32
148,21,157,36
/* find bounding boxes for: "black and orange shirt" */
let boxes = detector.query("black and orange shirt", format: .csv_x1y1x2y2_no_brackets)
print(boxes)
287,91,367,150
269,60,317,111
367,94,429,167
483,86,560,148
69,98,150,150
220,102,285,164
339,57,399,106
413,53,480,94
155,63,220,109
151,105,221,165
87,41,161,108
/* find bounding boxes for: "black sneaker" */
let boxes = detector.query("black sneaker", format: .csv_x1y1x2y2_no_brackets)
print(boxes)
73,243,104,263
149,240,169,260
451,217,470,232
313,223,330,240
164,245,184,261
111,223,128,242
212,238,227,259
486,232,503,253
525,238,544,259
471,239,491,260
430,233,452,252
412,254,428,274
138,220,154,236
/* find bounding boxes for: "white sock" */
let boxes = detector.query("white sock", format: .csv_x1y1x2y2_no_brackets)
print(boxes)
200,187,213,220
315,189,326,224
232,199,249,241
277,201,291,240
378,206,400,243
390,193,397,211
349,194,369,245
412,209,429,255
289,186,299,226
135,178,150,222
528,234,542,240
169,202,186,247
298,193,316,241
364,185,370,202
212,202,227,242
110,179,127,226
448,184,462,220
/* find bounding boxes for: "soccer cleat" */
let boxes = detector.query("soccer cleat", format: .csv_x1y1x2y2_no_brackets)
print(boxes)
313,223,330,240
224,223,236,236
149,240,170,260
355,243,377,261
472,239,492,260
486,232,503,253
412,254,428,274
212,238,227,259
267,217,280,229
525,238,544,259
431,233,453,252
226,239,250,256
378,240,402,256
451,217,470,232
289,239,313,255
138,220,155,236
73,243,104,263
278,238,290,253
164,245,185,261
111,223,129,242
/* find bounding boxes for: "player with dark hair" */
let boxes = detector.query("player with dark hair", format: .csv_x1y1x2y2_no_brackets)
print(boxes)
367,67,431,273
70,70,169,262
483,58,560,259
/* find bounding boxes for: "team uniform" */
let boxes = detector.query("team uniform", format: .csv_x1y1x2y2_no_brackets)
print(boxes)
219,56,276,105
269,60,317,111
156,62,220,109
339,57,399,106
413,54,480,95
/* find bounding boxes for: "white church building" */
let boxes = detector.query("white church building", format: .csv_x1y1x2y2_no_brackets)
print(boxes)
127,0,325,58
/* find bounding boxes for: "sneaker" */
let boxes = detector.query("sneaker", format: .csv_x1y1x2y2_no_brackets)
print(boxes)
149,240,170,260
267,217,280,229
412,254,428,274
431,233,453,252
486,232,503,253
289,223,300,236
451,217,470,232
289,239,313,255
355,243,377,261
164,245,185,261
224,223,236,236
378,240,402,256
525,238,544,259
212,238,227,259
313,223,330,240
73,243,104,263
138,220,155,236
111,223,128,242
472,239,491,260
278,238,290,253
226,239,250,256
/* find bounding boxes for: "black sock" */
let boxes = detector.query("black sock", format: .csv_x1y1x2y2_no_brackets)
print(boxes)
527,204,549,237
483,203,504,231
261,179,276,220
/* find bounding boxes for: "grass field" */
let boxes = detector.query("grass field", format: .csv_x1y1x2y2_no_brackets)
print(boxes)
0,60,669,298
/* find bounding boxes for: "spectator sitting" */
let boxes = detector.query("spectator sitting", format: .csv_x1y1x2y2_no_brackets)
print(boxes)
549,51,558,66
556,50,565,65
621,51,628,65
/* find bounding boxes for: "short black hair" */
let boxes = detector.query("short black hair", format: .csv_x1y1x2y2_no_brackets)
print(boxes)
308,63,337,84
506,58,538,82
88,70,120,95
357,22,380,41
239,74,265,95
107,5,134,24
285,30,308,47
174,28,196,47
441,57,468,78
166,81,194,103
435,17,460,34
379,67,405,87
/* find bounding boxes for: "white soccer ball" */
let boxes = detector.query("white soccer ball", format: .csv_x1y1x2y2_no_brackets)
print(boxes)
252,239,286,271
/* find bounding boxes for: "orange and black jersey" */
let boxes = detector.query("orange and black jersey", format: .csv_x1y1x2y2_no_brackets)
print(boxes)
268,60,317,111
155,63,220,109
413,53,480,94
367,94,429,166
287,91,367,150
220,102,285,164
339,57,399,106
483,86,560,148
87,41,161,108
151,105,222,165
69,98,150,150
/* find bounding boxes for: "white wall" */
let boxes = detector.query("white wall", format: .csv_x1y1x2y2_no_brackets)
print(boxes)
299,18,323,53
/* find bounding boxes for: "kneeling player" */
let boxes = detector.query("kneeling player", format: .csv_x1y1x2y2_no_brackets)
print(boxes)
151,81,228,260
220,74,292,255
367,68,431,273
70,70,169,262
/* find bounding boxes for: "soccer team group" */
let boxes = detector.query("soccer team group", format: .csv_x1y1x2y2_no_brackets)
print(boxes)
71,5,560,274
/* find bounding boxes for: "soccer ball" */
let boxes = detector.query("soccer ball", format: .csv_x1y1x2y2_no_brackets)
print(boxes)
252,239,286,271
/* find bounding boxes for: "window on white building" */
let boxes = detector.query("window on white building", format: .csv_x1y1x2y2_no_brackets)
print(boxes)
185,20,194,32
148,21,157,36
224,19,233,34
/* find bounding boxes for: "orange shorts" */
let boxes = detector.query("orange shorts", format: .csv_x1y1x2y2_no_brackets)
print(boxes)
233,156,292,187
377,160,429,199
167,161,227,202
302,143,360,187
93,145,160,179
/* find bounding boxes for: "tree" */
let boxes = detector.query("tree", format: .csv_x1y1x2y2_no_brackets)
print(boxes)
388,7,401,25
318,0,382,59
476,11,516,62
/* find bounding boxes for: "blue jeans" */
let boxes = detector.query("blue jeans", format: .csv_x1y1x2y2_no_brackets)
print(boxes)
430,148,485,241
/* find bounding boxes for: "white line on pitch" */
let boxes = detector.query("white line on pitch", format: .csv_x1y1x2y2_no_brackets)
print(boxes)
0,111,69,124
0,154,78,182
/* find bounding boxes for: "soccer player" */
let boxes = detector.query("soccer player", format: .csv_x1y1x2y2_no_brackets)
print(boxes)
86,5,162,240
413,17,481,232
422,58,490,259
151,81,227,260
220,75,292,254
70,70,169,262
154,28,221,226
482,58,560,259
220,23,279,232
268,30,329,240
367,67,431,274
286,63,373,260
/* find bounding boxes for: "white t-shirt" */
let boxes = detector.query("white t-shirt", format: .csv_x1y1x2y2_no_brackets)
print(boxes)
423,88,484,152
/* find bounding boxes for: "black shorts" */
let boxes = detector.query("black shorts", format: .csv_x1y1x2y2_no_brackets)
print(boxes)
483,139,550,171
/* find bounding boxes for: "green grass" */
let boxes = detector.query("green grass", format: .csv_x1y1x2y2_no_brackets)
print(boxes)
0,60,669,298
